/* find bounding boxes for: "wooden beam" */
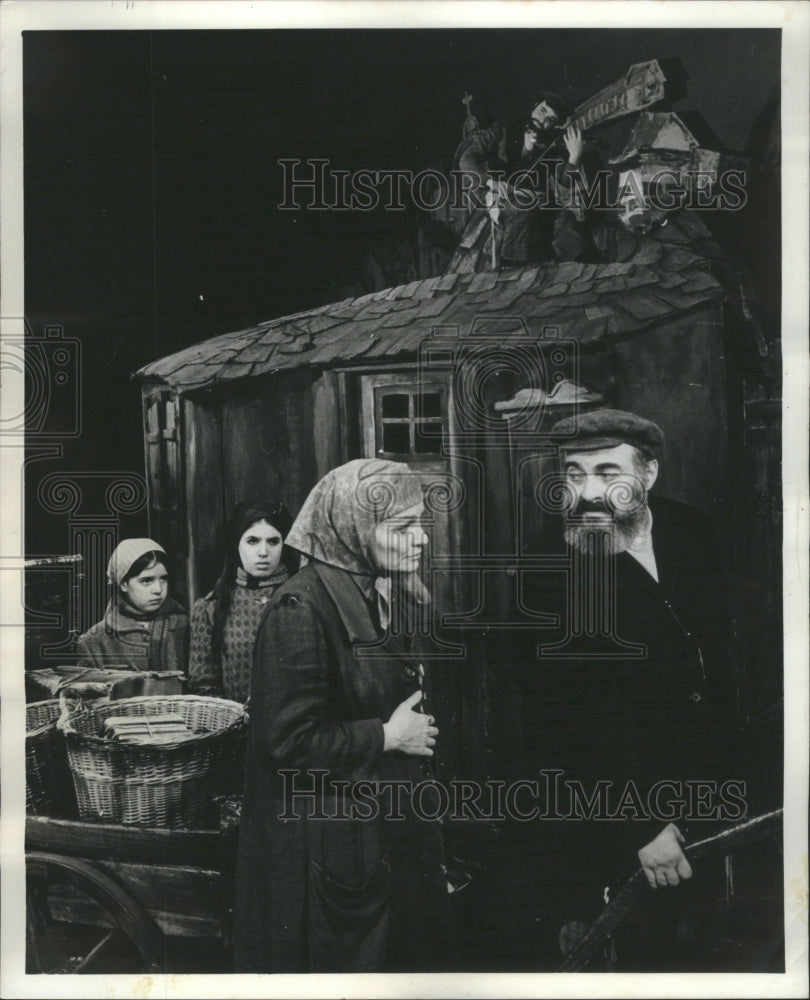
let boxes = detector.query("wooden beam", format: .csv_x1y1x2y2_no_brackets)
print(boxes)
26,815,230,870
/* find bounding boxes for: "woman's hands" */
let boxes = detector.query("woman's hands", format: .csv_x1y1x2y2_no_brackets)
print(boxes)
383,690,438,756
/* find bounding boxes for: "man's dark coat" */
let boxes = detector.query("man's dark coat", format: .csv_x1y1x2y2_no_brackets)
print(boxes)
233,562,449,973
456,120,577,262
500,494,737,916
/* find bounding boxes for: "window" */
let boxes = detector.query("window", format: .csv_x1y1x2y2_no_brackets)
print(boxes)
375,385,446,458
359,373,450,461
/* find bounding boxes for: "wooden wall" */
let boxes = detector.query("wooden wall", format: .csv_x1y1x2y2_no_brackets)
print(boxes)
182,369,328,604
165,308,733,621
141,303,774,783
611,306,730,515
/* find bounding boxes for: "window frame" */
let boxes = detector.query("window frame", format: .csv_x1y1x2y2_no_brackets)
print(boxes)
359,371,450,463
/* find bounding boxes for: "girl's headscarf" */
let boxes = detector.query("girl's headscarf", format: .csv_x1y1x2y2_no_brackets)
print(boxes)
286,460,430,628
107,538,166,588
104,540,184,644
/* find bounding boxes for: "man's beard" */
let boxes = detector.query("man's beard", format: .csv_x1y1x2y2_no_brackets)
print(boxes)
564,497,649,555
528,120,556,139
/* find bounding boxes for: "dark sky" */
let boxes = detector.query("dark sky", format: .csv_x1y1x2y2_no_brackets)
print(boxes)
23,28,780,550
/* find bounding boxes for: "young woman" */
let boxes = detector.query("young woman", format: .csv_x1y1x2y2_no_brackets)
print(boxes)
76,538,188,672
189,500,296,703
234,460,452,974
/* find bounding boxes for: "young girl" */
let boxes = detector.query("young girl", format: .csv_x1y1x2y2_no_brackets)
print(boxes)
76,538,188,672
189,500,296,703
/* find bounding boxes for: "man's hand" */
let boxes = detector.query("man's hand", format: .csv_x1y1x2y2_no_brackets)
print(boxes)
523,125,539,152
383,689,438,756
486,177,510,202
485,177,510,223
638,823,693,889
563,123,584,167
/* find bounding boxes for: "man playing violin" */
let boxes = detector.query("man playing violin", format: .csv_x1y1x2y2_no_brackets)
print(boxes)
457,92,594,265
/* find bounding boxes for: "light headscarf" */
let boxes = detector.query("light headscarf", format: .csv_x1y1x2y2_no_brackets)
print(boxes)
104,539,183,638
107,538,166,588
286,460,430,627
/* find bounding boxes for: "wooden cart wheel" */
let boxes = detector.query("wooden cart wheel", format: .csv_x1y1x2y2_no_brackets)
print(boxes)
26,852,165,974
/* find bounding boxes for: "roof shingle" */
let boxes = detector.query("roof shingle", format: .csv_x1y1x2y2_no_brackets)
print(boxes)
135,212,731,391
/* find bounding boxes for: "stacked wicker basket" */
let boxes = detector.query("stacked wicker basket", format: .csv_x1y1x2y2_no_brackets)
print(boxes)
25,699,75,815
52,695,246,828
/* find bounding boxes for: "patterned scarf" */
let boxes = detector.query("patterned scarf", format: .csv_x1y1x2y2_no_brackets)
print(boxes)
285,459,431,621
236,564,290,591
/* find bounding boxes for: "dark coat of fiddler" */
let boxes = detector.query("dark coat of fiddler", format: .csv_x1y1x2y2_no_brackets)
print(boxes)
233,462,451,974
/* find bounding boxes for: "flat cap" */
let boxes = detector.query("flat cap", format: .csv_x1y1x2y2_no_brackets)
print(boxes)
551,407,664,455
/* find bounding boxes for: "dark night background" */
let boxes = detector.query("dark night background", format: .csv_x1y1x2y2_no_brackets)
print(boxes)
23,28,781,554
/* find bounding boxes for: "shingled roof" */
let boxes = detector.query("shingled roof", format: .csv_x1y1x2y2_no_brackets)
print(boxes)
135,212,729,392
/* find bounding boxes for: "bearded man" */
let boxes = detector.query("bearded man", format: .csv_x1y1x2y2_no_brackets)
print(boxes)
455,93,595,265
505,408,739,969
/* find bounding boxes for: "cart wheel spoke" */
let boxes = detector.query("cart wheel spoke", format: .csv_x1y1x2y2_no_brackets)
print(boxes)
26,852,165,973
26,897,48,973
70,929,117,973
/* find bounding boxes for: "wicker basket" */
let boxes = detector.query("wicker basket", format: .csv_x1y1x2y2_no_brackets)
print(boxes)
60,695,247,828
26,700,75,815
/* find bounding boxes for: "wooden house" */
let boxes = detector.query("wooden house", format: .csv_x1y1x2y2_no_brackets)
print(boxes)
135,210,779,777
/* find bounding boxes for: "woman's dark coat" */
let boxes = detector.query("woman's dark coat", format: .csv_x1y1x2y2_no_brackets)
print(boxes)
233,562,450,973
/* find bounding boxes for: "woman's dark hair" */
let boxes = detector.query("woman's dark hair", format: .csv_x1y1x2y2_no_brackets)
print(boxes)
209,500,298,659
121,550,167,585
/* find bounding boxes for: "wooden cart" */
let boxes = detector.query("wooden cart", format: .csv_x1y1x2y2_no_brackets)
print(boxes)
25,812,237,974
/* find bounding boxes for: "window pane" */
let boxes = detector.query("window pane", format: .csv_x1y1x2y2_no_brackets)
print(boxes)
382,423,410,454
381,393,409,418
414,423,443,453
416,392,442,418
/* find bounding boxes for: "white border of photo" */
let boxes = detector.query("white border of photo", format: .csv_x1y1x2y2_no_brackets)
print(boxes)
1,3,806,998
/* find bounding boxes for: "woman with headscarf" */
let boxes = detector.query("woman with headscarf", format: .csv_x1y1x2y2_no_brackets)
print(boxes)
188,500,296,702
76,538,188,672
233,459,452,974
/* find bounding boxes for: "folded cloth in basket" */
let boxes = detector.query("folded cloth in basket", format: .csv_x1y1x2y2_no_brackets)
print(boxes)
101,712,196,745
26,668,185,701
